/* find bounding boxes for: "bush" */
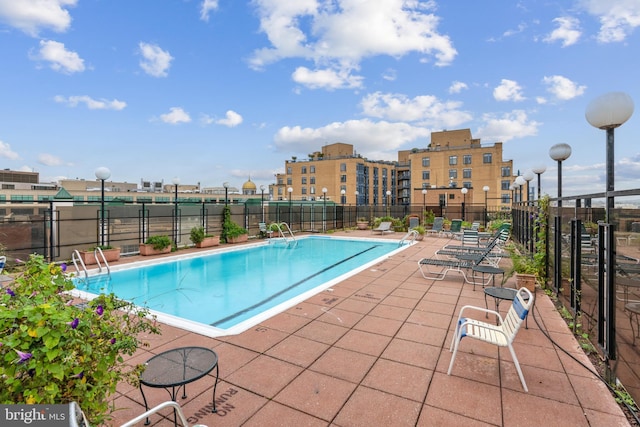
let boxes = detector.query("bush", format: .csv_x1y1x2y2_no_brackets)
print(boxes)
189,226,212,244
0,255,161,425
144,235,172,250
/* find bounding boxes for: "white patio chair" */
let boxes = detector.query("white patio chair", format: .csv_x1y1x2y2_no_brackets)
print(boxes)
447,287,534,391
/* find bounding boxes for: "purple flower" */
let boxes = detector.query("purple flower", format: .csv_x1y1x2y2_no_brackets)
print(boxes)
60,263,67,272
95,305,104,316
110,338,116,345
15,350,32,364
6,288,15,297
67,318,79,329
73,371,84,379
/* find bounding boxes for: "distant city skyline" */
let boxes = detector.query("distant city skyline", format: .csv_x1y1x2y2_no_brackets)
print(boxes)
0,0,638,198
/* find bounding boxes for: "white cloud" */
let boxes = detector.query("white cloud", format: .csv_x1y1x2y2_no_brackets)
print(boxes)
0,0,76,36
476,110,541,142
138,42,173,77
503,22,527,37
360,92,472,128
38,153,64,166
544,16,581,47
249,0,457,88
32,40,85,73
292,66,363,90
542,75,586,100
382,68,397,81
493,79,525,102
54,95,126,110
199,0,219,21
274,118,431,159
448,81,468,94
216,110,243,127
159,107,191,124
0,140,19,160
580,0,640,43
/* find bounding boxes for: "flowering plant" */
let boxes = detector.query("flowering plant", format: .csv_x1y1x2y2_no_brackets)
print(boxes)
0,254,160,425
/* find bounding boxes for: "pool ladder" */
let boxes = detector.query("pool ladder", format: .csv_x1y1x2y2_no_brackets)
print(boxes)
71,247,111,279
273,222,297,246
399,229,419,246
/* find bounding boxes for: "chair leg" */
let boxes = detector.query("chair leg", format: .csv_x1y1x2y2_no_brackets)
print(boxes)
447,335,461,375
507,344,528,392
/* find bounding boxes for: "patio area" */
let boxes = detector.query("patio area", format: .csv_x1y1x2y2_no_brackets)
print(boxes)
107,231,630,426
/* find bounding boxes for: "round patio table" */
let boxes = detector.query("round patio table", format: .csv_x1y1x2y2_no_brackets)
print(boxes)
483,287,529,328
140,346,218,425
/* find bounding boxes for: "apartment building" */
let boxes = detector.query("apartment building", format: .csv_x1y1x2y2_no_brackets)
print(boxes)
275,129,515,209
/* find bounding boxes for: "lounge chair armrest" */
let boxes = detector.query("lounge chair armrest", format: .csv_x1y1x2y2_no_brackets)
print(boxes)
457,304,504,323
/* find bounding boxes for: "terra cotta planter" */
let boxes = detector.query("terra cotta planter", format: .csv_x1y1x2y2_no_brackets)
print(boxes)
139,243,171,256
78,248,121,265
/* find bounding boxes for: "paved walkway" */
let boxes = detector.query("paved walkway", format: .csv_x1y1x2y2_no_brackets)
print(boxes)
108,231,630,426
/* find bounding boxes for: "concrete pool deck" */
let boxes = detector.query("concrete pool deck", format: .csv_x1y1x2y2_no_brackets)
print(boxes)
107,230,630,426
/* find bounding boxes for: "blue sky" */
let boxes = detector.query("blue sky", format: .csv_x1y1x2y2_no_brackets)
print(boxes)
0,0,638,198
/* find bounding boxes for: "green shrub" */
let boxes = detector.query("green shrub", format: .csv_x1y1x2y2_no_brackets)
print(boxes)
0,254,160,425
144,235,172,250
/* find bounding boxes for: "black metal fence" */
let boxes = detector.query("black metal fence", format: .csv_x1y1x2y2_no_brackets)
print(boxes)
511,190,640,405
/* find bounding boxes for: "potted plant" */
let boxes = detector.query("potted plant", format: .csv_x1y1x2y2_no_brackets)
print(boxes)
507,243,537,293
78,245,121,265
412,225,426,241
221,205,249,243
139,235,172,256
189,226,220,248
356,217,369,230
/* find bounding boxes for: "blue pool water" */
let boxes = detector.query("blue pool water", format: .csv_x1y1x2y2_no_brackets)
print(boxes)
73,236,408,336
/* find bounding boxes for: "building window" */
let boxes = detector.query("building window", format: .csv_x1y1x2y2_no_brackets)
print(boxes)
310,186,315,194
422,171,430,180
449,169,457,179
301,187,307,194
287,177,292,185
340,163,347,172
341,175,347,183
483,153,492,163
501,180,510,190
310,177,315,184
301,177,307,184
463,155,472,165
310,166,315,173
463,168,472,179
449,156,457,165
463,181,471,188
422,157,430,167
501,166,511,177
287,166,292,174
502,194,511,204
301,166,307,174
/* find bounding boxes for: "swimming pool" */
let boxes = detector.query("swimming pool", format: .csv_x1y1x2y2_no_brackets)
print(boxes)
73,236,410,337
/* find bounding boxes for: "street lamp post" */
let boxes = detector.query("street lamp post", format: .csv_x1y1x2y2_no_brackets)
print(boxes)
422,189,427,222
386,190,391,216
482,186,489,227
515,175,526,203
172,177,180,246
585,91,634,361
340,189,346,229
95,167,111,247
322,187,328,232
260,184,265,223
223,181,229,206
549,142,572,295
460,187,467,221
531,165,547,200
523,170,535,203
287,187,293,226
586,92,634,224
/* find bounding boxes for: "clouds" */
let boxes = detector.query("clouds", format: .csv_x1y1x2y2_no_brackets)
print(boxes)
250,0,457,90
476,110,541,142
199,0,219,22
0,140,19,160
542,75,586,101
138,42,173,77
31,40,84,74
54,95,126,110
544,17,582,47
580,0,640,43
215,110,243,127
0,0,76,36
159,107,191,125
493,79,526,102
